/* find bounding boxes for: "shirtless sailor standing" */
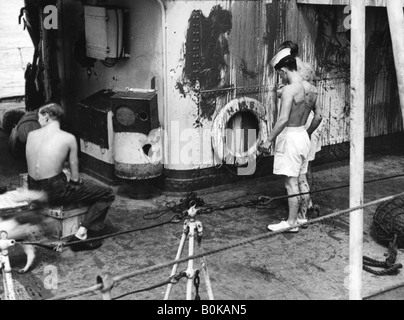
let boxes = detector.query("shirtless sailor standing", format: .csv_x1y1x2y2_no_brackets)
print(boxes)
260,49,322,232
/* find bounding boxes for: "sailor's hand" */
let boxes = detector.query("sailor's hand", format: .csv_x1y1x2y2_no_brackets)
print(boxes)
276,84,285,98
68,178,84,191
258,140,272,155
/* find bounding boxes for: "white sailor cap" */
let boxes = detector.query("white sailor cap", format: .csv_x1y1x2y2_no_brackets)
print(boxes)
270,48,292,69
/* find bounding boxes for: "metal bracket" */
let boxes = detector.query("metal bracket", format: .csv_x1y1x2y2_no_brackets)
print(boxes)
96,273,114,300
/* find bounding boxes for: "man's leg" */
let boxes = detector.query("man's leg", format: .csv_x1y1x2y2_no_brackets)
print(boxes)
267,176,300,232
306,162,314,209
76,183,115,232
298,173,310,221
61,181,114,251
285,176,300,226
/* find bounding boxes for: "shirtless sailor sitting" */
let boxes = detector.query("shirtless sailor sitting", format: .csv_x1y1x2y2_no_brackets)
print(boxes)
26,103,115,251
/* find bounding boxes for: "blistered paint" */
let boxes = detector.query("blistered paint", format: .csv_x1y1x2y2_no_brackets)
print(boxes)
314,6,350,79
183,5,232,90
301,5,402,145
178,5,232,121
58,0,403,174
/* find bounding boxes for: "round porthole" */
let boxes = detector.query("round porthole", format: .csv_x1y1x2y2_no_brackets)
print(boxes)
225,110,260,157
211,97,268,162
115,106,136,126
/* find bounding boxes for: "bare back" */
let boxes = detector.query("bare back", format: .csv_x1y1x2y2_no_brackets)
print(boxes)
283,80,318,128
26,126,76,180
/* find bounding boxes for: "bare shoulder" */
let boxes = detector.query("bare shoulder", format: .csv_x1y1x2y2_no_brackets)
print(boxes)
300,61,316,83
302,80,317,94
27,127,42,140
282,83,302,96
59,130,77,145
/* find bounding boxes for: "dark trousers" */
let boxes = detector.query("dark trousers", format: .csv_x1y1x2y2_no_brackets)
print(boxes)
28,172,115,231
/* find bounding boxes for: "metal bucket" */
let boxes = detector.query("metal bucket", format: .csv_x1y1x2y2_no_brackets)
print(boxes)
113,129,164,180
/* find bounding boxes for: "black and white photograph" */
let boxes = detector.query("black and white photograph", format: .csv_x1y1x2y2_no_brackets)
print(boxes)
0,0,403,305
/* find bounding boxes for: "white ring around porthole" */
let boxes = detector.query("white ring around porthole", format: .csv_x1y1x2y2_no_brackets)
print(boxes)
211,97,268,163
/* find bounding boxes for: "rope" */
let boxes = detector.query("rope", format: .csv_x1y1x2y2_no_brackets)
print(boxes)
19,215,179,251
20,173,404,251
364,282,404,300
194,270,201,300
142,173,404,217
111,270,188,300
143,192,205,220
258,173,404,206
363,265,402,276
17,47,26,71
21,193,205,250
47,191,404,300
363,234,403,276
0,47,33,51
15,241,56,250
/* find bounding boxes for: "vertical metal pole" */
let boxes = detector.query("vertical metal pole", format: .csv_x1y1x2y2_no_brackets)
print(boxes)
101,289,112,300
387,0,404,129
196,220,214,300
349,0,366,301
156,0,169,166
186,221,195,300
164,230,188,300
0,236,16,300
201,257,214,300
1,261,16,301
40,7,51,102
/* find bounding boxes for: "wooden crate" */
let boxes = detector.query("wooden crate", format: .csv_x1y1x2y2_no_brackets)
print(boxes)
19,173,90,240
42,205,90,240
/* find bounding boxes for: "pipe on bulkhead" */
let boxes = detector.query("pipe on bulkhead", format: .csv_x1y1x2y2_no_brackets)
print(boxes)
156,0,169,164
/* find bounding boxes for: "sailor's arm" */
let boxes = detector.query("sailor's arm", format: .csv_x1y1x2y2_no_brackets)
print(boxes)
68,135,80,183
306,94,322,137
260,86,293,151
267,86,293,142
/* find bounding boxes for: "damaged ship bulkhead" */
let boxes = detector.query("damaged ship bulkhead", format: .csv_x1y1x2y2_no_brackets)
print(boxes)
26,0,402,191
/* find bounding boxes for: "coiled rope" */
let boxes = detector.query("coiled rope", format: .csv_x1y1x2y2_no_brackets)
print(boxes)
363,234,402,276
46,191,404,300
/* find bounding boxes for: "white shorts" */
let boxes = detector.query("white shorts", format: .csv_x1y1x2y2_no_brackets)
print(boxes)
273,127,311,178
304,111,324,162
307,123,323,161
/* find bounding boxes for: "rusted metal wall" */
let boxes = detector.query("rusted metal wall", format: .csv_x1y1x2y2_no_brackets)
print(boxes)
170,0,402,169
59,0,402,174
285,3,402,143
168,1,278,170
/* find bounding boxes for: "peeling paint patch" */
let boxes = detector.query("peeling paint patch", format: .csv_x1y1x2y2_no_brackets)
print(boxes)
177,5,232,122
264,1,285,64
183,5,232,90
314,6,350,79
364,9,400,136
240,59,257,79
175,81,186,98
